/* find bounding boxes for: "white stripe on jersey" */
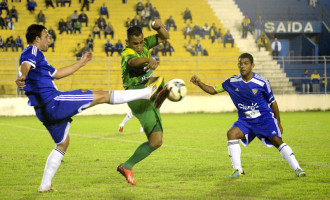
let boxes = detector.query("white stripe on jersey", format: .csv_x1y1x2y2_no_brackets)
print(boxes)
28,59,36,64
54,94,94,101
50,69,57,77
56,94,94,97
250,78,265,87
254,73,272,93
21,61,36,68
55,96,94,99
55,99,94,101
32,46,38,56
55,96,93,99
230,75,242,82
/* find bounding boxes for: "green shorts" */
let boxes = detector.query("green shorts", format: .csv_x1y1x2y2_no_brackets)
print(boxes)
127,83,163,137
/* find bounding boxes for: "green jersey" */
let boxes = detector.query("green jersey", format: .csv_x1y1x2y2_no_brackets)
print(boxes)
121,35,158,89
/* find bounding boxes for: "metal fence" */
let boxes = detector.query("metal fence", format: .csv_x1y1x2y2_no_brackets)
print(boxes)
277,56,330,94
0,56,329,97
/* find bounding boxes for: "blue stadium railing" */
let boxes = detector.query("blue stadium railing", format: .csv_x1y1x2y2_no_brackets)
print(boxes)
277,56,330,93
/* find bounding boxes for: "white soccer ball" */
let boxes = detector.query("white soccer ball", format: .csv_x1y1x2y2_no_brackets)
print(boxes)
165,79,187,102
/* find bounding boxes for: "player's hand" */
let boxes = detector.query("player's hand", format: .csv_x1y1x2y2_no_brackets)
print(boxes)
190,75,201,86
151,18,163,31
16,76,26,88
147,57,158,70
80,52,93,66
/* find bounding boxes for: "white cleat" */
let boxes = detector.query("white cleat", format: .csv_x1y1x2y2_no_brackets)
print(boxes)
38,185,57,193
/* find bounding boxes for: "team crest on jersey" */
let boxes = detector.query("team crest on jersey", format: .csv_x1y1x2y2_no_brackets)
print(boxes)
252,89,258,94
81,89,88,93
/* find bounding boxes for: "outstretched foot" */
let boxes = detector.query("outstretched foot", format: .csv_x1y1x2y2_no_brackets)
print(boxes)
119,124,124,133
146,76,164,101
229,169,245,178
296,169,306,177
154,88,170,109
38,185,57,193
117,163,136,185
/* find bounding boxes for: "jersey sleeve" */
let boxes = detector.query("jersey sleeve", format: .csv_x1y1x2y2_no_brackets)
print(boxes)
49,65,57,77
219,78,230,93
122,48,138,64
20,46,37,69
144,35,158,50
264,79,275,104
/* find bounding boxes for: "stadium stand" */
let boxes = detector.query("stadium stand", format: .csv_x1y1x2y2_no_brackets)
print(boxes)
207,0,296,94
6,0,327,95
233,0,328,23
230,0,329,93
0,0,244,96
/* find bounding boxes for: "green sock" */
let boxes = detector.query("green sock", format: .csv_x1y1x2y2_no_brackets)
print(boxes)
123,142,157,170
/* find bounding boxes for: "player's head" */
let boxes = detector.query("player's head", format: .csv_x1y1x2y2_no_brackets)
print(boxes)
126,26,144,54
238,53,254,78
26,24,50,51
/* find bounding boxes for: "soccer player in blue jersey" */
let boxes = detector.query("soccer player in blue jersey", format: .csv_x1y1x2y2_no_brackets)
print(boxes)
190,53,306,177
15,24,163,192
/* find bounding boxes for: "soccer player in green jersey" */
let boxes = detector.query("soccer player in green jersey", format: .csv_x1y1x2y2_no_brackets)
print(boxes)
117,19,170,185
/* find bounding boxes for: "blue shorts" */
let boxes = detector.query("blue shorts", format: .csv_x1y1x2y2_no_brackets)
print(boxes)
34,89,94,145
232,113,282,147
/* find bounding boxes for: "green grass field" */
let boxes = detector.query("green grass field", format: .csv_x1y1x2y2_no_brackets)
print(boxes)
0,112,329,200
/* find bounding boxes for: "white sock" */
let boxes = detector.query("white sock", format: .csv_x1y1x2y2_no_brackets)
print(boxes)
228,140,243,173
109,88,149,104
278,143,301,171
120,112,134,126
40,148,65,190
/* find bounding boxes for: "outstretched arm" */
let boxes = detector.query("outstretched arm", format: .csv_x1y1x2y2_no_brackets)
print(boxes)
53,52,92,79
152,18,170,43
190,75,217,95
270,100,283,134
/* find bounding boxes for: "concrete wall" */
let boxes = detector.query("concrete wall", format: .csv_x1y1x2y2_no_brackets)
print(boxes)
0,94,329,117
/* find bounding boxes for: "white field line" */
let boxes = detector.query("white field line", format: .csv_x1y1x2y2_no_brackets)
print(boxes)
1,123,323,166
0,123,224,153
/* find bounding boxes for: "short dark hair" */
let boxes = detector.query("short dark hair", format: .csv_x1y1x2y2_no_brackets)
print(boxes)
127,26,143,40
238,53,254,64
26,24,47,44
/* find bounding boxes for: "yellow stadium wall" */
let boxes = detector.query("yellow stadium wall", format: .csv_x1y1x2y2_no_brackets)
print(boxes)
1,94,329,116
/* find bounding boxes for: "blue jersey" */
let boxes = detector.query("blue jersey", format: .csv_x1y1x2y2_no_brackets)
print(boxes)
19,45,60,106
221,73,275,120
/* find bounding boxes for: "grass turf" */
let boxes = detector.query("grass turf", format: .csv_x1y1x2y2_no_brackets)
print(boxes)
0,112,329,199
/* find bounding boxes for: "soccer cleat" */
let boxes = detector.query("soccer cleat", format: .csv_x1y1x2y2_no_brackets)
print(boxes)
119,125,124,133
117,163,136,185
295,169,306,177
229,169,245,177
37,185,57,193
146,76,164,101
154,87,171,109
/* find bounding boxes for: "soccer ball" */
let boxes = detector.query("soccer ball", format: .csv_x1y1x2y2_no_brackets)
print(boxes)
165,79,187,102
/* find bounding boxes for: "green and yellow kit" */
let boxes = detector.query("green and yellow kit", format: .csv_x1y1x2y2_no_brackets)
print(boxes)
121,35,163,136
